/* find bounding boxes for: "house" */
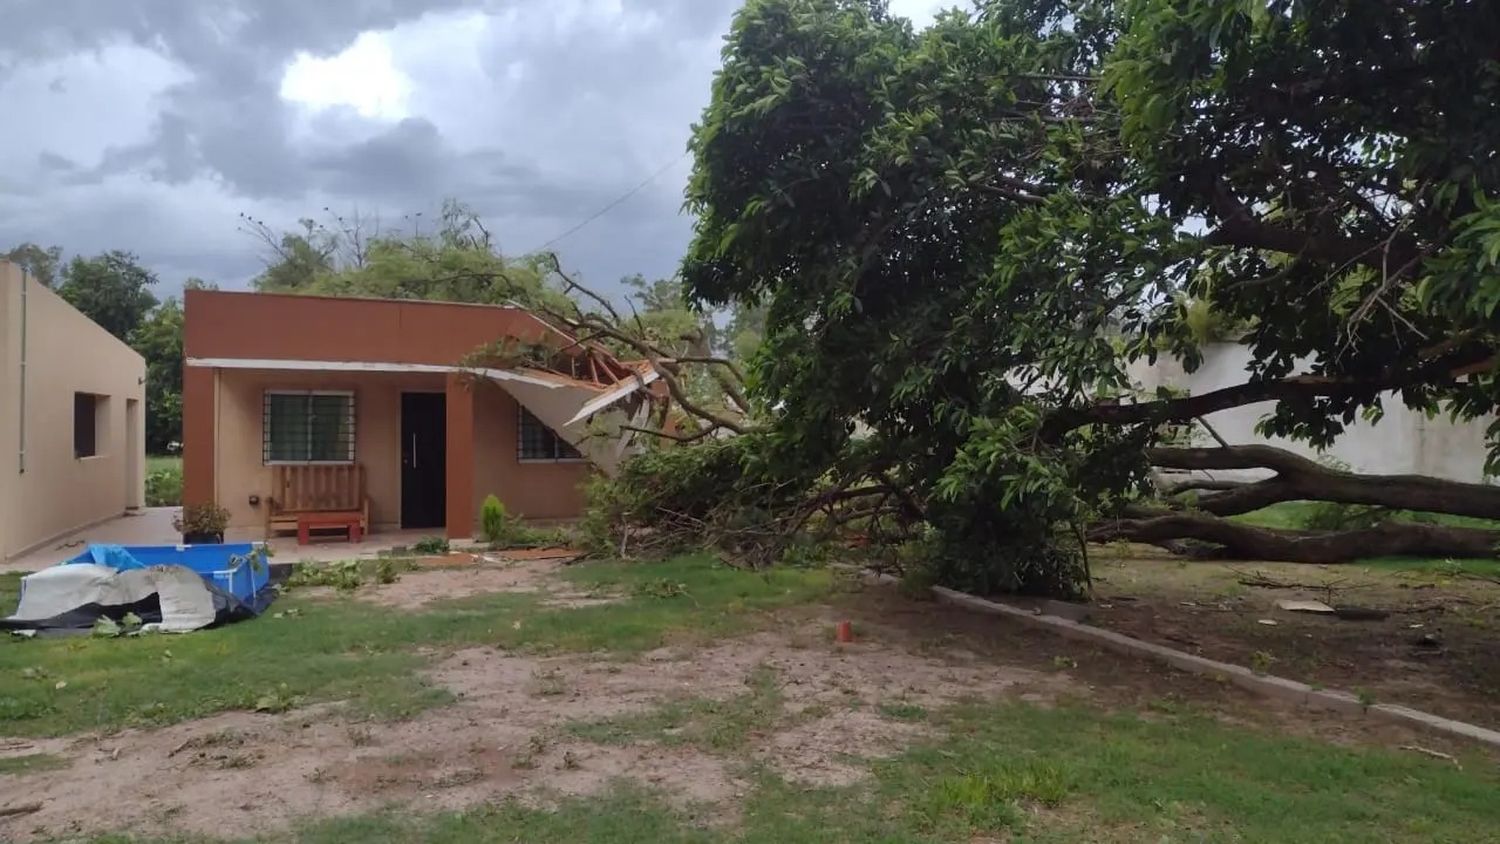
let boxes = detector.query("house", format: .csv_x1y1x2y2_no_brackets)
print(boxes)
0,261,147,563
181,290,659,540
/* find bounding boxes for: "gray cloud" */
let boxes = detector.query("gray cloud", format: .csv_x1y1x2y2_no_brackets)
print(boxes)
0,0,946,298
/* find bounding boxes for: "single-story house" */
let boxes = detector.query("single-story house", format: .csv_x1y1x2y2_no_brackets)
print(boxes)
0,261,147,563
182,290,660,540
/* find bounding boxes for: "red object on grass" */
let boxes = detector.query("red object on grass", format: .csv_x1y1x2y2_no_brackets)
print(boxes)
835,620,854,643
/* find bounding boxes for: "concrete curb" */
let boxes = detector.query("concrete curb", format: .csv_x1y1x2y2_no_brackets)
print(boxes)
864,572,1500,749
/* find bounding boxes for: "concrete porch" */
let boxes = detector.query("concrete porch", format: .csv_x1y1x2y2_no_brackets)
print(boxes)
0,507,443,575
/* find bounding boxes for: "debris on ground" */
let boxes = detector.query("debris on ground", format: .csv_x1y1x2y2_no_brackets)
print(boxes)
1275,599,1336,614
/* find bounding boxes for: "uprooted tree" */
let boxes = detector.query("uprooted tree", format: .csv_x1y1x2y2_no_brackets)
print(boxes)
580,0,1500,595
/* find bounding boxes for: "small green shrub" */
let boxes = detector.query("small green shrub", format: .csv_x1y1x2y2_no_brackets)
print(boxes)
173,502,230,537
144,465,183,507
413,536,450,555
481,494,511,545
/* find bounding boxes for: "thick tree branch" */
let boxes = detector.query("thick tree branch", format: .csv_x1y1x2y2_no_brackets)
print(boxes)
1091,514,1500,563
1148,445,1500,520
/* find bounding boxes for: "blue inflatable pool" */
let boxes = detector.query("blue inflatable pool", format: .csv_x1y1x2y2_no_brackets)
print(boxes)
65,543,270,604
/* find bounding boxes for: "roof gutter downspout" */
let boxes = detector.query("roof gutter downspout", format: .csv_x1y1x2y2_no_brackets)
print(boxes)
17,270,26,474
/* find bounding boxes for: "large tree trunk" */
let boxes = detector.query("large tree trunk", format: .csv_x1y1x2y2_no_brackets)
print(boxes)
1101,443,1500,563
1150,445,1500,519
1090,513,1500,563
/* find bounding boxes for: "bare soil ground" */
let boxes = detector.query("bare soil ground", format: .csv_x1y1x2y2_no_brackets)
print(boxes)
3,554,1491,842
1085,545,1500,728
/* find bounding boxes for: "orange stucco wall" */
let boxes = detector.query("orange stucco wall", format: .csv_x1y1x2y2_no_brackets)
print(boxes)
471,380,592,520
184,290,594,535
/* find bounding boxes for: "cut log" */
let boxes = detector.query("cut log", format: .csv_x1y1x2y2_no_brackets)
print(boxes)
1090,513,1500,564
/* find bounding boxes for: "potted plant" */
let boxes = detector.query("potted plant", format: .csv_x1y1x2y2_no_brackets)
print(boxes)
174,503,230,545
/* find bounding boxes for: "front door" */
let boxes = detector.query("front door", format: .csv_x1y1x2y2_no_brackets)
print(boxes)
401,392,447,530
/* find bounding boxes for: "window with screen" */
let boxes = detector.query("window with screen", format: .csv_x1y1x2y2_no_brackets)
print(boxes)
74,393,99,458
518,408,581,461
263,391,355,463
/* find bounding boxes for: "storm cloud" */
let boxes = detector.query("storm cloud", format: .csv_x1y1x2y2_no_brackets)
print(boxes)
0,0,949,295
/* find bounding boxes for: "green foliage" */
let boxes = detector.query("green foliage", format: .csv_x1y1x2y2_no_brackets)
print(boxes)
4,242,61,287
412,536,450,555
286,561,366,592
584,438,749,555
144,463,183,507
57,251,159,342
582,437,818,566
481,494,510,545
675,0,1500,591
250,200,571,313
129,296,186,453
172,503,230,537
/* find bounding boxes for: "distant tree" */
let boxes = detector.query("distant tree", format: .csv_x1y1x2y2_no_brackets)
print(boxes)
4,243,63,287
242,216,338,292
243,200,570,313
58,251,159,342
723,301,767,364
130,298,184,453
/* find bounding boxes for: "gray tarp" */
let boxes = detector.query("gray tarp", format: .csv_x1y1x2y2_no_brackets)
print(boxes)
5,564,237,633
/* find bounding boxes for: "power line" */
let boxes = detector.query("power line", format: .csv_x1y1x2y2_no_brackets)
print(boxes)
526,151,691,254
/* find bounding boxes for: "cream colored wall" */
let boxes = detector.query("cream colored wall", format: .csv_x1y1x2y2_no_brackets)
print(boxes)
472,380,591,522
0,261,146,561
1129,342,1498,482
213,369,447,531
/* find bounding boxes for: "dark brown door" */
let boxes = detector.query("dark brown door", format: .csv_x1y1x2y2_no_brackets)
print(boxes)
401,393,447,530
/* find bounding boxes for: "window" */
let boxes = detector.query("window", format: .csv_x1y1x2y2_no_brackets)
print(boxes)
74,393,100,458
263,391,355,463
518,408,581,461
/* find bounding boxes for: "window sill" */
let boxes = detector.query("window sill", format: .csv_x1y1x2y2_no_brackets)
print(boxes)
75,454,105,462
518,458,589,465
264,460,357,466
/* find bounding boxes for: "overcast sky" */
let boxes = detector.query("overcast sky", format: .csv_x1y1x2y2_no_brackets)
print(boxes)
0,0,951,299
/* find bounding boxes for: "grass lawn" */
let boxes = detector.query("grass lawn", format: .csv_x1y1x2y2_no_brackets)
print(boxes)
0,555,831,737
74,700,1500,843
7,554,1500,842
145,455,182,475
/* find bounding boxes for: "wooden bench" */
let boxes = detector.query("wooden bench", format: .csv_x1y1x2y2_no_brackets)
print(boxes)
297,511,365,545
267,464,369,542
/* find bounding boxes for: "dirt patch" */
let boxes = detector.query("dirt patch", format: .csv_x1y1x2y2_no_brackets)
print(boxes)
1082,548,1500,728
760,709,933,786
415,553,481,569
347,557,571,610
13,558,1490,842
2,612,1064,841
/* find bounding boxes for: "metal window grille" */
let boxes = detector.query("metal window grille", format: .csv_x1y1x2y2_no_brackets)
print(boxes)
263,391,356,463
518,407,581,461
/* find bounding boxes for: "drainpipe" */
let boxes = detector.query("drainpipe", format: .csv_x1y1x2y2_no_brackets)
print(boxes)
16,270,26,474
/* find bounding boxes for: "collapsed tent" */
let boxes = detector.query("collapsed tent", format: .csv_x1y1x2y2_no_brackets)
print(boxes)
2,544,275,635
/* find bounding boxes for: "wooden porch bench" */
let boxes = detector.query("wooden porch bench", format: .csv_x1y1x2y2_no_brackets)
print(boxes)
266,464,370,542
296,511,365,545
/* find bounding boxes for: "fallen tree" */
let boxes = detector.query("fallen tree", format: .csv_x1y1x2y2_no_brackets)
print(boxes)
1092,514,1500,564
657,0,1500,590
1147,446,1500,520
